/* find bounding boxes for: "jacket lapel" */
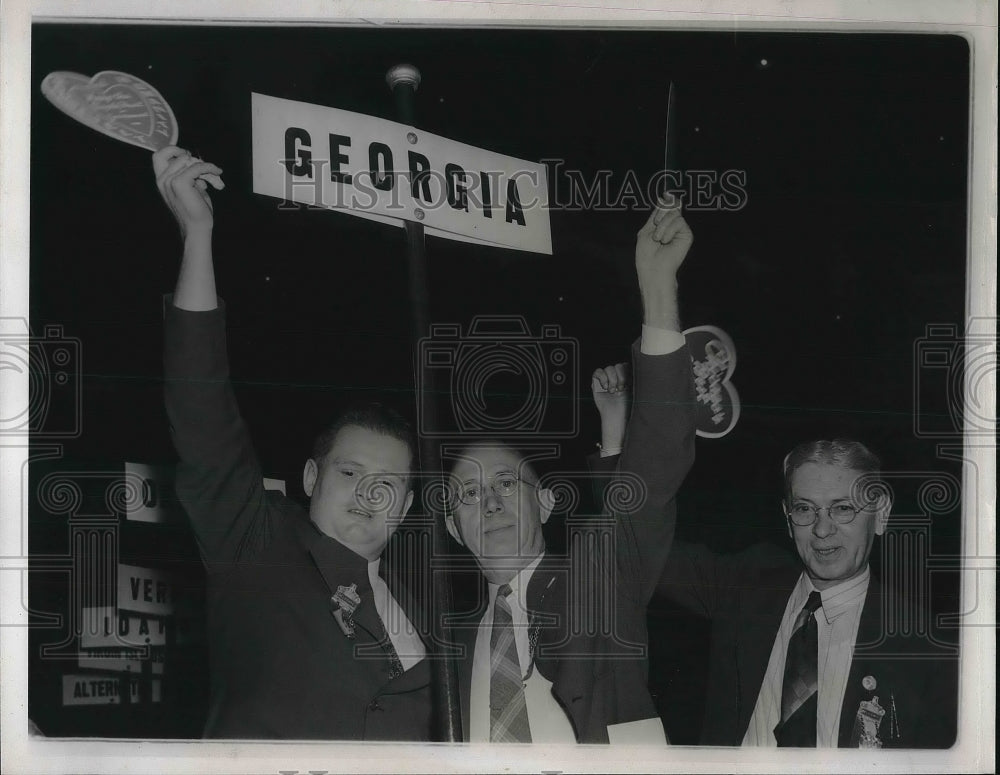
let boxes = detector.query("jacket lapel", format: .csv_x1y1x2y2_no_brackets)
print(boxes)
454,612,477,741
525,554,565,681
304,527,388,645
450,576,488,742
839,575,886,747
735,567,800,737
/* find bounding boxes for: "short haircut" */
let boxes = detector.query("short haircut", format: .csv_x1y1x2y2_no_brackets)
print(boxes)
447,440,543,484
782,438,882,502
312,402,417,484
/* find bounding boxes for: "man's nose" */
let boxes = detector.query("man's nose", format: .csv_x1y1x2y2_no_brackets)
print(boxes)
812,508,837,538
483,491,504,517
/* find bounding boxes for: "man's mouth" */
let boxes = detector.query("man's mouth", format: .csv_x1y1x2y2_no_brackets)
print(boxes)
485,523,516,536
348,508,372,519
813,546,842,558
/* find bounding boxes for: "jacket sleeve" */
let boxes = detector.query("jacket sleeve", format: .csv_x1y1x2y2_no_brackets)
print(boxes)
610,340,696,607
589,446,792,619
163,298,271,569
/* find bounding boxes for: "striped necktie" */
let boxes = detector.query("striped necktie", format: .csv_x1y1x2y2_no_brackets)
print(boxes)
490,583,532,743
774,590,823,746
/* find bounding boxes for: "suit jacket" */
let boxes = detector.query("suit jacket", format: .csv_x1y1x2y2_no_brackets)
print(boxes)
656,542,959,748
163,301,431,740
453,340,697,743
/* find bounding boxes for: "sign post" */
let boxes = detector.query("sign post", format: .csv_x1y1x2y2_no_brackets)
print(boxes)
386,63,462,743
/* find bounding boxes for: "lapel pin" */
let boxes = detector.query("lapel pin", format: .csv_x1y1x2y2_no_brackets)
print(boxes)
330,583,362,639
855,695,886,748
862,675,877,691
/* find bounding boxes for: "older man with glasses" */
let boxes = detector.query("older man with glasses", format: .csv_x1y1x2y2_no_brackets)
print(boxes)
591,417,959,748
441,198,697,744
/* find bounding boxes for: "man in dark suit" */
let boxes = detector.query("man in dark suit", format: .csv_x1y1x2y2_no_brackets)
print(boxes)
155,146,431,739
442,200,697,743
594,406,958,747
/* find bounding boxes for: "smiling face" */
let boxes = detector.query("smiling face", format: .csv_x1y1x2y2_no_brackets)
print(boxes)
445,444,553,585
303,424,414,561
786,461,887,590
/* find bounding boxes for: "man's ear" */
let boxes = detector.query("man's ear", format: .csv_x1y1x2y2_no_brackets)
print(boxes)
445,510,463,546
401,489,414,518
874,494,892,536
302,458,318,498
784,502,793,539
537,487,556,524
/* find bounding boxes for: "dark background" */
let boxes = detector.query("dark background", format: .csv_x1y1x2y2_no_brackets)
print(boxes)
28,24,968,741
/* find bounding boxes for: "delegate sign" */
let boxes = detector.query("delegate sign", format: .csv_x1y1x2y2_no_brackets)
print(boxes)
252,93,552,255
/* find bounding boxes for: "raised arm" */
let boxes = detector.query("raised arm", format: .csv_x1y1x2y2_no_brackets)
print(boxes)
152,145,224,311
610,199,696,606
156,147,271,567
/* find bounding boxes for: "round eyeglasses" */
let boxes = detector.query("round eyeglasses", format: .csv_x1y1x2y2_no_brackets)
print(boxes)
454,474,537,506
784,501,873,527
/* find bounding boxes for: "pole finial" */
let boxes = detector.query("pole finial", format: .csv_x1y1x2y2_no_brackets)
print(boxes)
386,64,421,92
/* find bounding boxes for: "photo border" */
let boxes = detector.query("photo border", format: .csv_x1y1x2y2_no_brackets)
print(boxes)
1,1,994,773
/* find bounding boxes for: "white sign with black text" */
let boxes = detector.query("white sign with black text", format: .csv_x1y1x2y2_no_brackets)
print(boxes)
61,675,161,706
116,564,176,616
252,93,552,255
81,606,167,648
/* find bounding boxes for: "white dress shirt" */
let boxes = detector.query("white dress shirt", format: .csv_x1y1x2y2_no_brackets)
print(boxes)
469,554,668,744
470,553,577,743
367,559,426,671
743,567,869,746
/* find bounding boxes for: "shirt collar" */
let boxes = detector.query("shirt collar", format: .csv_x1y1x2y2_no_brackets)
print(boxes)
367,558,382,588
488,552,545,605
794,566,870,625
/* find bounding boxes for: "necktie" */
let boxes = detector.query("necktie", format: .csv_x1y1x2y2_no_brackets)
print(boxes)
774,590,823,747
490,584,532,743
369,576,405,680
378,618,404,680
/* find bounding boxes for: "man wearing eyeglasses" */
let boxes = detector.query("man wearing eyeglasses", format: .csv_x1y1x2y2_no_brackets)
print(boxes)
442,198,697,744
592,414,958,747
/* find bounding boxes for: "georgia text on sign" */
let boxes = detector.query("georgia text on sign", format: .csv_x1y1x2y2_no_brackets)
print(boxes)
252,93,552,254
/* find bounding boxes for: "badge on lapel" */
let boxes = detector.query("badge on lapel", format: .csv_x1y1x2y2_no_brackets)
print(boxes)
851,674,900,748
854,695,886,748
330,583,362,639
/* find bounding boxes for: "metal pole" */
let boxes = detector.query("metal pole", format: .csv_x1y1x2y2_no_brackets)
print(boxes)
386,63,463,743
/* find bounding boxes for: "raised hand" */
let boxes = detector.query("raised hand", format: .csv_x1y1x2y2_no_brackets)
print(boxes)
153,145,224,240
592,362,631,454
635,198,693,332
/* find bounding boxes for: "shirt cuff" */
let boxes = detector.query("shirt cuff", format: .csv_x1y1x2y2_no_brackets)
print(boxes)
639,325,685,355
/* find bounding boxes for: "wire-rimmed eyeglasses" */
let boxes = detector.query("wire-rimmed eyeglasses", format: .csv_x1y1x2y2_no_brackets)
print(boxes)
454,473,538,506
784,500,874,527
